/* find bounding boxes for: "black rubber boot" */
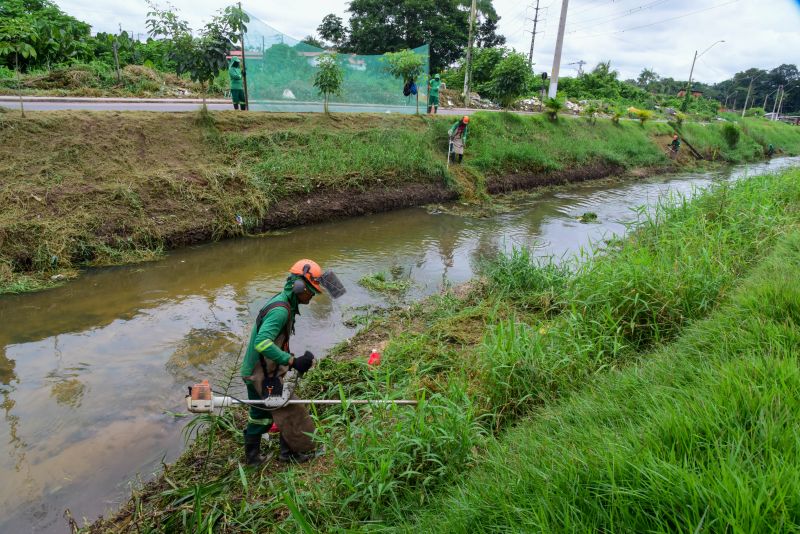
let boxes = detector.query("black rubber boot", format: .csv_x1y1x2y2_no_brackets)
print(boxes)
244,433,266,466
278,434,294,463
278,434,324,464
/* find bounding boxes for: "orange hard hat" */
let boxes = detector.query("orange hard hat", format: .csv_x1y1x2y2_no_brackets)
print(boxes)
290,259,324,293
462,116,470,123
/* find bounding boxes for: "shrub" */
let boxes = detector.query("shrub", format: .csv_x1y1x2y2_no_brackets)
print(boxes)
544,97,563,121
635,109,654,125
722,123,741,147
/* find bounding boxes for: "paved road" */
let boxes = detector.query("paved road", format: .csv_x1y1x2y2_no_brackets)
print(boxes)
0,96,520,116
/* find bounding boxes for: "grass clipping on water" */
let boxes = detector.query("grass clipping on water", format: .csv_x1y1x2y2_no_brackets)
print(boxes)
87,166,800,533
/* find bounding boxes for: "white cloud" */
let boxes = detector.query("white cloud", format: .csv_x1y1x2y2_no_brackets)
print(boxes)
55,0,800,83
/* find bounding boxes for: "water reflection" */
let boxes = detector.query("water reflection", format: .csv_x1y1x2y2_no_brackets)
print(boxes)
0,157,797,532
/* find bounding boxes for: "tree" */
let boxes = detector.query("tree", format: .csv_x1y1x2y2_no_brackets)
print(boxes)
313,53,344,114
0,0,91,71
476,13,505,48
636,68,659,89
146,2,248,109
317,14,347,49
486,51,530,108
0,16,38,116
301,35,324,49
384,49,426,114
343,0,504,73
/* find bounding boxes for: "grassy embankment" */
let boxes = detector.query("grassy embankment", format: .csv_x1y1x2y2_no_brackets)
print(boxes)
86,166,800,532
2,108,799,295
0,64,226,98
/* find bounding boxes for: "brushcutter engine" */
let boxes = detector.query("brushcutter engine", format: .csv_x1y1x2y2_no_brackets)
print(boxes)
187,370,300,413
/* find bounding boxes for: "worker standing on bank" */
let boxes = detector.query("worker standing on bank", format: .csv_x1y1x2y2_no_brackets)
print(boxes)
448,116,469,164
240,259,345,465
668,134,680,159
229,56,246,111
427,73,443,114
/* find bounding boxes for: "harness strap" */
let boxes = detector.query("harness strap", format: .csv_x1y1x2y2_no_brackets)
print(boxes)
255,300,293,380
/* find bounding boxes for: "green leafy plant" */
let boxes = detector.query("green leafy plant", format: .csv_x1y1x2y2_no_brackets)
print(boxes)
581,103,599,125
384,49,426,114
544,97,563,121
313,53,344,114
486,51,531,108
635,108,654,125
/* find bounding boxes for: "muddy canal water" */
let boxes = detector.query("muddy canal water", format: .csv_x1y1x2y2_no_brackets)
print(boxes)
1,157,798,532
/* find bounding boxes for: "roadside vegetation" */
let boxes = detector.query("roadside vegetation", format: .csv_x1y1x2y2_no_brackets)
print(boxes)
83,165,800,532
2,109,800,295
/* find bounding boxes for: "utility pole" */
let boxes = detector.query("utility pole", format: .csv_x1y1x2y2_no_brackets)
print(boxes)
462,0,478,106
771,85,782,121
527,0,542,69
741,76,756,118
776,87,787,121
568,60,586,76
237,2,249,111
547,0,569,99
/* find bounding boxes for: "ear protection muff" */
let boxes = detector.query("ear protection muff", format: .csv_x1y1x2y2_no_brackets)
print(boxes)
292,278,308,295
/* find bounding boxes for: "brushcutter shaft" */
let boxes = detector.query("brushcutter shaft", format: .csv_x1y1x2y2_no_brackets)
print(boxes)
187,394,417,413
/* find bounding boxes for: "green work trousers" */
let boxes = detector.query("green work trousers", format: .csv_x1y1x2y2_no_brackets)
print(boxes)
243,380,272,437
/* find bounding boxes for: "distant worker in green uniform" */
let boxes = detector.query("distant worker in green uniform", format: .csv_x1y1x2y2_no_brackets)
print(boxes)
668,134,680,159
240,259,344,465
428,73,444,114
229,56,246,111
767,143,775,157
448,115,469,164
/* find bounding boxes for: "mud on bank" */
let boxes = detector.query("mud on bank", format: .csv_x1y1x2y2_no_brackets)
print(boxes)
2,109,799,294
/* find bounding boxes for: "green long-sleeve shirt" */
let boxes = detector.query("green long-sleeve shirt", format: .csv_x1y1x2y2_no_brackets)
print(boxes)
229,63,243,91
449,121,469,142
241,290,299,377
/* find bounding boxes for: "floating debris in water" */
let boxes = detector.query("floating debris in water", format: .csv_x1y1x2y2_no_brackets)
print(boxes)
578,212,599,223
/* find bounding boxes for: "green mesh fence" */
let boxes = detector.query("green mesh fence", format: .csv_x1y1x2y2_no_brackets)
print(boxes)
242,12,429,113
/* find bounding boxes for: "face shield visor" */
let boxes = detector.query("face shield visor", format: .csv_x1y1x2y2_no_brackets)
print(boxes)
319,270,346,299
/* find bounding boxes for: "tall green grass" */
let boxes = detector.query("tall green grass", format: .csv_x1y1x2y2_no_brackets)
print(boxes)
86,166,800,533
407,229,800,532
462,113,669,175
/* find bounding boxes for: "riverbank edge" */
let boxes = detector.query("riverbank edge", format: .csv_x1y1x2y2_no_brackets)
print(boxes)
5,110,800,296
4,160,655,296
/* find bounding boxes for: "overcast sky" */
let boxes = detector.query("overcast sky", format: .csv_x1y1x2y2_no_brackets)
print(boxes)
56,0,800,83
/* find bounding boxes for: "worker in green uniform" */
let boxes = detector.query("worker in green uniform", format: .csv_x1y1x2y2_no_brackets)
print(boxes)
668,134,680,159
240,259,328,465
448,116,469,164
229,56,246,111
767,143,775,157
427,73,443,114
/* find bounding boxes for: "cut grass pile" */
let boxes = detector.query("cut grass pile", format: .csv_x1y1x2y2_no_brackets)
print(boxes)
2,110,799,296
84,166,800,532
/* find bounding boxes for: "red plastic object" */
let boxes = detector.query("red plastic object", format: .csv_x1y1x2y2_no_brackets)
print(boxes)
368,349,381,366
268,423,280,433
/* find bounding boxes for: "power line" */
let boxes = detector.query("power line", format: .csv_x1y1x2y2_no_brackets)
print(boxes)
567,0,671,33
569,0,739,39
569,0,618,18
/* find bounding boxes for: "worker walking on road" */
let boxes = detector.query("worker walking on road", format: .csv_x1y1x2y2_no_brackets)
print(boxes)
448,116,470,164
668,134,680,159
240,259,342,465
427,73,443,114
229,56,246,111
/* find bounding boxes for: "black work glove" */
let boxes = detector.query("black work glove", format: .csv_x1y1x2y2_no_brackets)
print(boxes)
291,351,315,375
